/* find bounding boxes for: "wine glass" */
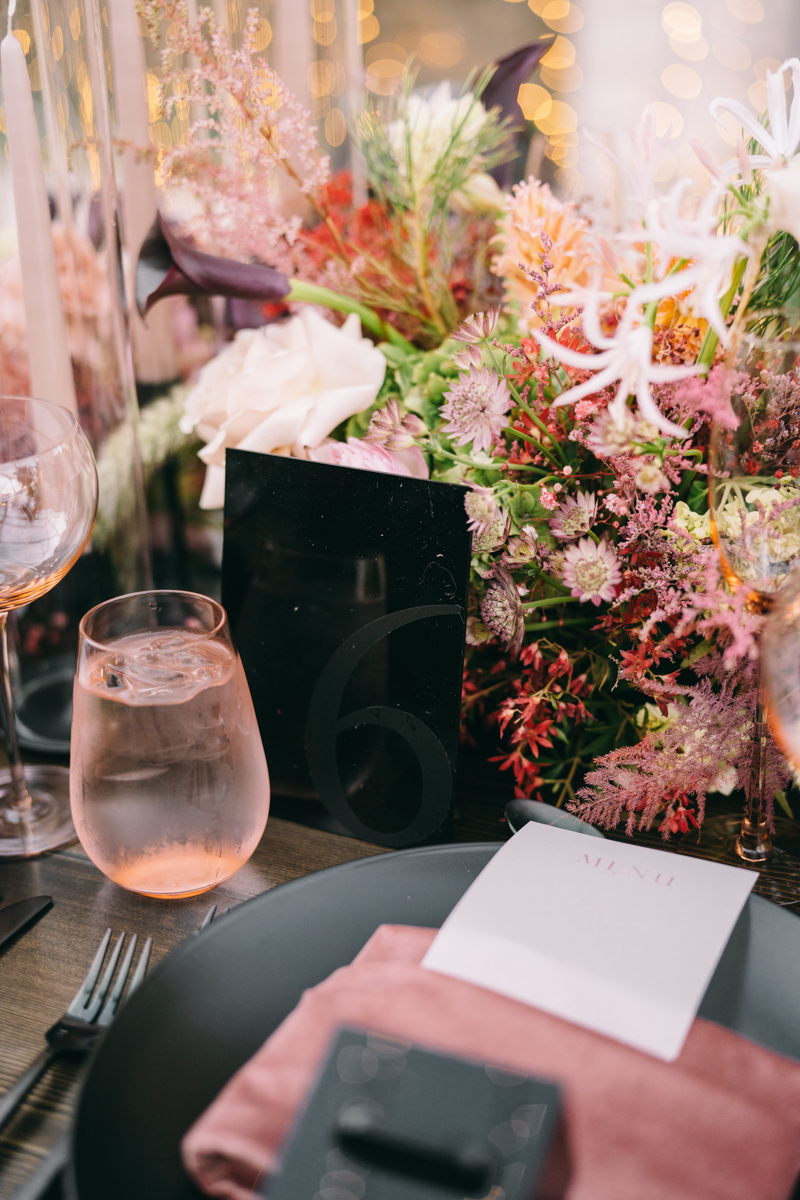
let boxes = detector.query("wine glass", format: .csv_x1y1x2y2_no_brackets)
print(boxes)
0,396,98,858
70,590,270,898
707,308,800,892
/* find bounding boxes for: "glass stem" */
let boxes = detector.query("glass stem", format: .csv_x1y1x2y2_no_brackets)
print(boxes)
0,612,32,813
737,687,772,863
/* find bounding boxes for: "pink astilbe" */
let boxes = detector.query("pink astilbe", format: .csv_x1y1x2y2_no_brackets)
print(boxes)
674,549,764,663
572,654,788,838
138,0,328,272
674,366,745,430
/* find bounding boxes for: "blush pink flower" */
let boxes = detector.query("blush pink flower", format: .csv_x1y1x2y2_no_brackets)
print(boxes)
365,399,428,450
539,487,558,511
452,307,500,344
465,486,501,537
562,536,621,605
549,490,598,540
308,437,429,478
481,566,525,655
440,367,511,453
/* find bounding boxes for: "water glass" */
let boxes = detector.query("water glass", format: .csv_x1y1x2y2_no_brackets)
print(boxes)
70,590,270,897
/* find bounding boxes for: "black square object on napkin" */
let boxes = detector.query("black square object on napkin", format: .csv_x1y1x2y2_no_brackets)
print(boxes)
222,449,471,847
262,1028,570,1200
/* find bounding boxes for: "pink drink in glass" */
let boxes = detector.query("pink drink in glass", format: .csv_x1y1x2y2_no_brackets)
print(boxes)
71,596,270,898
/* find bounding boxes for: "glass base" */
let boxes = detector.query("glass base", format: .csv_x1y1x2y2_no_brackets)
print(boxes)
0,765,77,858
701,814,800,906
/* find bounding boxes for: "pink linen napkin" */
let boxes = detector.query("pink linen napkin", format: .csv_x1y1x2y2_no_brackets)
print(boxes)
182,924,800,1200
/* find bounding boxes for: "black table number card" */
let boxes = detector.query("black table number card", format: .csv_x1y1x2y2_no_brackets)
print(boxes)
222,450,471,847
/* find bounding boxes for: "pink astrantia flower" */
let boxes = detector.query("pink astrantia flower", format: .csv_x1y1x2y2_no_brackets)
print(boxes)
308,437,429,478
549,490,598,540
563,536,622,605
440,367,511,453
452,307,500,344
464,486,501,537
365,399,428,450
481,566,525,655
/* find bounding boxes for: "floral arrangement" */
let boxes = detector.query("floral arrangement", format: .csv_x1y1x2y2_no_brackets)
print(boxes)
135,0,800,838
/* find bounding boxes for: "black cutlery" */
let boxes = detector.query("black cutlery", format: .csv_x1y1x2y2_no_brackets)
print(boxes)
0,927,152,1138
0,896,53,954
8,904,220,1200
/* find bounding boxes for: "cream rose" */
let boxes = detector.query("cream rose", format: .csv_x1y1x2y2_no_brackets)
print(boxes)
181,308,387,508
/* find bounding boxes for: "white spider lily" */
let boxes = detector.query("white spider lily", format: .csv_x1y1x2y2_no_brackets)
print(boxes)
710,58,800,175
529,280,700,439
766,161,800,243
586,105,670,213
633,180,747,341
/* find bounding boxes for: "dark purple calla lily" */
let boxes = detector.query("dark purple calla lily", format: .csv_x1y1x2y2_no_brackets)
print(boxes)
484,41,552,189
136,215,291,317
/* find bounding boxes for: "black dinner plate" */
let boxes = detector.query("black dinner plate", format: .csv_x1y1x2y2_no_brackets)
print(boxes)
67,842,800,1200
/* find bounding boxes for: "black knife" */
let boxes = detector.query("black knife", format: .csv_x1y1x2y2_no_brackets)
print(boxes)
0,896,53,952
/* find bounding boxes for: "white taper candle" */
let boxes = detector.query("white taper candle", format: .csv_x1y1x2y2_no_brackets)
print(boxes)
1,9,77,414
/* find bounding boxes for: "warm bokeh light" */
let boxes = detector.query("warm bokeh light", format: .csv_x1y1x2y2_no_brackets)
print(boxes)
252,17,271,50
365,49,406,95
417,31,464,67
662,62,702,98
725,0,764,22
651,100,684,138
670,35,708,60
541,35,575,69
661,2,702,43
537,98,578,135
541,1,584,33
358,12,379,43
308,59,336,97
541,62,582,91
518,82,553,121
325,107,346,146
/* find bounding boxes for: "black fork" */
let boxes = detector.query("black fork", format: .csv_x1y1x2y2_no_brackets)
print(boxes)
8,905,220,1200
0,928,152,1137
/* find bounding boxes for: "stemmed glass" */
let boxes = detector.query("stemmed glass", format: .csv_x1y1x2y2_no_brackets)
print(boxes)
763,570,800,805
0,397,98,858
707,309,800,896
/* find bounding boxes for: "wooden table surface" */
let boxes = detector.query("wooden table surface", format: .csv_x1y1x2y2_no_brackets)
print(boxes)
0,816,389,1200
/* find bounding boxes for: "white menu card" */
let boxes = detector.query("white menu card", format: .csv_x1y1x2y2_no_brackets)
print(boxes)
422,822,757,1061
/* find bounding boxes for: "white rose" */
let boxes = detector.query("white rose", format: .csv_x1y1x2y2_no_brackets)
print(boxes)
766,162,800,243
181,309,386,508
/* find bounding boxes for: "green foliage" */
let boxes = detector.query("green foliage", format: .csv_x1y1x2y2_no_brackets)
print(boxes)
746,231,800,324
